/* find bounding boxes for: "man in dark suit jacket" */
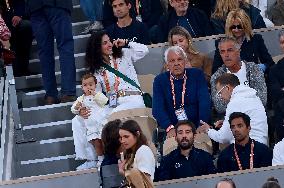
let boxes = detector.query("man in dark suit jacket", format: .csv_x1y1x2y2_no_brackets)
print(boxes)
0,0,33,77
26,0,76,104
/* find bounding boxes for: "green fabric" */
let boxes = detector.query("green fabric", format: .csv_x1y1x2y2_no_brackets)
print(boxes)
102,63,152,108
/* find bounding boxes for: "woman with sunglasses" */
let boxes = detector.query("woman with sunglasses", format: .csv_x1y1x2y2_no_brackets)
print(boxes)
212,8,274,74
118,120,155,187
211,0,266,35
168,26,213,82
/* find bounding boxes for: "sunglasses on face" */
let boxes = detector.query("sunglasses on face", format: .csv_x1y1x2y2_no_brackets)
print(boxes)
230,25,243,30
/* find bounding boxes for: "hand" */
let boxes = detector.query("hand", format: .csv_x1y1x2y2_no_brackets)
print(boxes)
197,120,211,134
12,16,22,27
214,120,224,129
166,129,175,139
74,102,82,111
79,107,91,119
113,38,127,48
118,159,126,175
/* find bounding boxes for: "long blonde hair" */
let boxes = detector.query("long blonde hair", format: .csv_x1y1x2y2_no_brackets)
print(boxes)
225,8,253,41
168,26,199,55
212,0,249,20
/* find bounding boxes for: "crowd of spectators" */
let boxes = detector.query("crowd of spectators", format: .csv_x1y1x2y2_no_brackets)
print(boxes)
1,0,284,187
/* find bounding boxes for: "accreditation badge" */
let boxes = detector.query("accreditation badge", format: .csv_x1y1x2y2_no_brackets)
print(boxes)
108,91,118,108
136,15,142,22
175,108,188,121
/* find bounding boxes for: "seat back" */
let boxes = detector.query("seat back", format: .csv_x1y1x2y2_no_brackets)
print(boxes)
108,108,157,142
137,74,155,97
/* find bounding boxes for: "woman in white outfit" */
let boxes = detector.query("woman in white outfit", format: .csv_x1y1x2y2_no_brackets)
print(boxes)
72,30,148,170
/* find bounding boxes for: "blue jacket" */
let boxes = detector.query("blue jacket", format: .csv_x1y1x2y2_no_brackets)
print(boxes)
156,8,213,43
157,147,216,181
217,139,272,173
152,68,211,129
212,34,274,74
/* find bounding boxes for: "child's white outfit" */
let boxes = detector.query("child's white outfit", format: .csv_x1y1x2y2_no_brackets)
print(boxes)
71,92,110,160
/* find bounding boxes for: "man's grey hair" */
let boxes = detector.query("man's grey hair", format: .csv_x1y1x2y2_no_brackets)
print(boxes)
279,30,284,39
218,36,241,51
164,46,187,63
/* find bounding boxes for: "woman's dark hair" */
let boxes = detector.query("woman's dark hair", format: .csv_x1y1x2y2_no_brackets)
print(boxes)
101,119,121,155
119,120,148,165
262,177,281,188
85,30,122,73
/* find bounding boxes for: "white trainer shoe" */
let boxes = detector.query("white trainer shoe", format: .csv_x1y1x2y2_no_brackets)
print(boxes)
89,21,104,32
76,160,97,170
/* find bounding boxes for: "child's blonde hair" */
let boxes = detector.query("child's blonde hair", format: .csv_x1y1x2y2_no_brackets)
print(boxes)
81,73,97,84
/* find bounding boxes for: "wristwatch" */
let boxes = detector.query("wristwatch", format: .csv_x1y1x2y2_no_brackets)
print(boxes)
166,125,175,133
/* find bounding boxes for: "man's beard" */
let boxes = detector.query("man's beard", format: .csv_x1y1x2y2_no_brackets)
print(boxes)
178,138,194,150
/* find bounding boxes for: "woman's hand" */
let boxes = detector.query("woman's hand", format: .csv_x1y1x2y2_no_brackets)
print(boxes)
113,38,128,48
118,159,126,175
79,107,91,119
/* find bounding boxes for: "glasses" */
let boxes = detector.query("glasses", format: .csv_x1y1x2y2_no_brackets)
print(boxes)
216,85,228,97
230,25,243,30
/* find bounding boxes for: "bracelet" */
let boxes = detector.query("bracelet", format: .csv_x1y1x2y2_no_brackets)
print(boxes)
166,125,174,133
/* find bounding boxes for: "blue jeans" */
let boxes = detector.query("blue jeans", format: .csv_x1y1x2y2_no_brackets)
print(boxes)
30,7,76,98
80,0,103,22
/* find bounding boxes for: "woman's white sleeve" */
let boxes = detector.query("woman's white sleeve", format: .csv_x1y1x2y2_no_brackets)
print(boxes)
135,146,155,179
125,42,149,62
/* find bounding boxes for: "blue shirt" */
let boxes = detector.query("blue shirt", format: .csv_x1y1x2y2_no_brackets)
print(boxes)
152,68,211,129
157,147,216,181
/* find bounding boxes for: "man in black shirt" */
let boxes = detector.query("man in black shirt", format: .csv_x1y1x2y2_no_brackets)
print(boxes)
157,120,216,181
217,112,272,173
106,0,150,44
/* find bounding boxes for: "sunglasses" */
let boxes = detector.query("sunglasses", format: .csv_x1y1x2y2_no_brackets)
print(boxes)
230,25,243,30
216,85,228,97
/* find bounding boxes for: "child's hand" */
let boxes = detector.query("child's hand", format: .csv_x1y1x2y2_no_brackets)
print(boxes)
89,89,96,96
74,102,82,110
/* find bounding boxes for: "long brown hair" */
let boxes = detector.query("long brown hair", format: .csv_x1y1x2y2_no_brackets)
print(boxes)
119,120,148,169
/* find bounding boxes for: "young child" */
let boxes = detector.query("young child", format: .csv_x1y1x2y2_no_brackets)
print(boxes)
71,73,111,169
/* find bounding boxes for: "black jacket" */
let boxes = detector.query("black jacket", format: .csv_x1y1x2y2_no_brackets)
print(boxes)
25,0,73,14
157,147,216,181
212,34,274,74
102,0,163,28
156,7,213,43
211,4,266,34
269,58,284,103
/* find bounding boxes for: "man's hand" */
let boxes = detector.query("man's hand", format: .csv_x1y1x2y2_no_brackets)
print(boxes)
12,16,22,27
197,120,211,134
214,120,224,129
79,107,91,119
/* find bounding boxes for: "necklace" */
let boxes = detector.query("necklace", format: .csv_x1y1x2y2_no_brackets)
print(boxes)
233,140,254,170
169,71,187,109
102,57,120,93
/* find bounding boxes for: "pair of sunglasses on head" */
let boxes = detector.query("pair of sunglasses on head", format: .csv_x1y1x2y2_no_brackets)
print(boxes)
230,24,243,30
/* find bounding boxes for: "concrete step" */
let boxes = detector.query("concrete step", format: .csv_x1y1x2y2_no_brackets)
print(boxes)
71,5,87,23
17,86,83,108
16,139,75,162
19,102,74,126
28,53,86,75
15,68,86,90
30,34,90,60
15,156,81,178
23,120,73,141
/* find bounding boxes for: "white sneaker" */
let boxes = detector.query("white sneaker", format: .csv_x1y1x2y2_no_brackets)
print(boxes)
76,160,97,170
89,21,104,32
81,24,91,34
